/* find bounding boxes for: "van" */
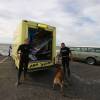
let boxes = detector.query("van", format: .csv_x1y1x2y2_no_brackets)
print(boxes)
12,20,56,70
70,47,100,65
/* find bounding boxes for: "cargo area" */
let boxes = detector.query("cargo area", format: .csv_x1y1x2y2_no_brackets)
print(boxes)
28,27,53,62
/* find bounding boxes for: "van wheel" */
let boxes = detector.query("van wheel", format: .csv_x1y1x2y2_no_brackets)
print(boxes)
86,57,96,65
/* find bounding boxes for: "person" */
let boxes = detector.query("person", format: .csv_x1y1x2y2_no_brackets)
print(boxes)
60,43,72,80
8,45,12,56
16,39,31,86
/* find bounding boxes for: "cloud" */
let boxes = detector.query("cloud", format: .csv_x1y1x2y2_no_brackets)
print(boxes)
0,0,58,42
0,0,100,47
56,0,100,46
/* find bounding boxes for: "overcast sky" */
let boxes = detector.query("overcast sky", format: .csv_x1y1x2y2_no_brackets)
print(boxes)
0,0,100,47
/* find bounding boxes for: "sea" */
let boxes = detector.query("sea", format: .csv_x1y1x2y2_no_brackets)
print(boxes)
0,44,11,56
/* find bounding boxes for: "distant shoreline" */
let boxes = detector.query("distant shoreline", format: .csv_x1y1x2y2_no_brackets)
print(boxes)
0,43,11,46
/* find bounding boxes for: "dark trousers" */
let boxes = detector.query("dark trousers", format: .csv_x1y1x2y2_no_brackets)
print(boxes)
18,59,29,82
62,57,70,78
8,50,10,56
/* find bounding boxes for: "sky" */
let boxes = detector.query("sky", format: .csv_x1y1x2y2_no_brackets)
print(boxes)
0,0,100,47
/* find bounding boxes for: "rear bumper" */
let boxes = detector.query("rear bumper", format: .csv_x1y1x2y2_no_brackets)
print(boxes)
27,65,55,72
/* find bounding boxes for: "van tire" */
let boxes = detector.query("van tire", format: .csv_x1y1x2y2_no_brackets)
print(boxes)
86,57,96,65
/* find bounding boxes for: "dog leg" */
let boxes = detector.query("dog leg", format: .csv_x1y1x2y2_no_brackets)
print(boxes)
59,82,63,92
53,83,55,90
61,84,63,92
60,83,65,96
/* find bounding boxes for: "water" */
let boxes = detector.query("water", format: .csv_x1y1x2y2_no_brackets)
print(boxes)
0,44,10,56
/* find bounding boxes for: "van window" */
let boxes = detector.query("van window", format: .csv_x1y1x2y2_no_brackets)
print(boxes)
88,48,95,52
70,47,81,51
76,48,81,52
95,49,100,53
81,48,88,52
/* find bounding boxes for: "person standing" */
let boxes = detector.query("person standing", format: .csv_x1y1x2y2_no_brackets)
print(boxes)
16,39,31,86
60,43,72,79
8,45,12,56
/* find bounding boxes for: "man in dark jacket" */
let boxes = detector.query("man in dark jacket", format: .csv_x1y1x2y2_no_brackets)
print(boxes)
16,39,31,86
60,43,72,79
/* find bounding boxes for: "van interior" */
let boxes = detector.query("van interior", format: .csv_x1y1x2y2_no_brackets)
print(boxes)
28,27,52,62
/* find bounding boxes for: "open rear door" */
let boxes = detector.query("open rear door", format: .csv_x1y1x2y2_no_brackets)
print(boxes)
28,27,53,62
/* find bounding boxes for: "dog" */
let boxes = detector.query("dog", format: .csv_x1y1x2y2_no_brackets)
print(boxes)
53,64,64,93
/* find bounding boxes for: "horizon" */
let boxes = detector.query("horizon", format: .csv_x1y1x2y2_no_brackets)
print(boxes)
0,42,100,48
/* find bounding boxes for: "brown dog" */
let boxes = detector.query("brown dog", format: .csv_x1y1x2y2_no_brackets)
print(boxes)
53,64,64,93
